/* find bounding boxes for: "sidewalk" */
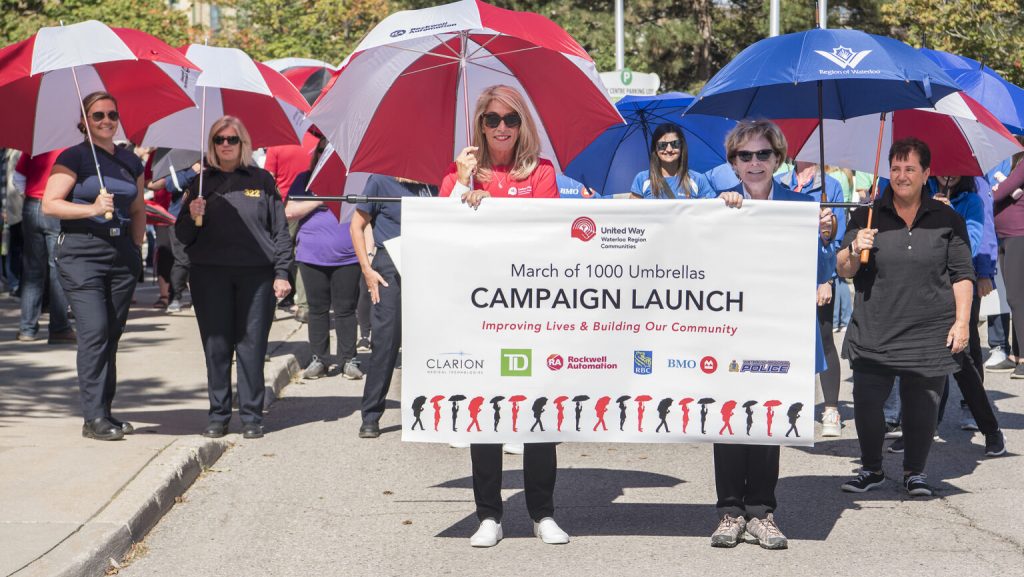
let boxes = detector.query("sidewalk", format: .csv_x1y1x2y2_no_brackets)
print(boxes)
0,281,309,577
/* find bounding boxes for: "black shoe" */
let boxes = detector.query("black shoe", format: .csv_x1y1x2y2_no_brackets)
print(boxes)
242,423,264,439
903,473,933,497
985,430,1007,457
108,416,134,435
82,417,125,441
358,422,380,438
47,329,77,344
884,422,902,439
887,438,905,453
841,469,885,493
1012,363,1024,379
356,337,372,352
202,421,229,438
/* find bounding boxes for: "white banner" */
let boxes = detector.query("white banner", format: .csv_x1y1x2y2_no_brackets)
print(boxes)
401,198,819,446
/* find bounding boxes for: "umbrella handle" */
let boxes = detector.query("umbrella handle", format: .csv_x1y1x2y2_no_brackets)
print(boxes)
859,112,888,265
195,214,203,227
99,187,113,221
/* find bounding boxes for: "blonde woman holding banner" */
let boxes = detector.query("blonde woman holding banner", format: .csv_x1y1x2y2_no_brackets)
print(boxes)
439,85,564,548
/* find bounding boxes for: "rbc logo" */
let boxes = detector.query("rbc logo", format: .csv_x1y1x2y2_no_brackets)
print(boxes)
546,354,564,371
700,356,718,374
634,350,653,375
571,216,597,242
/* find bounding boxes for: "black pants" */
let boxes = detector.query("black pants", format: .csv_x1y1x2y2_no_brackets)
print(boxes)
168,225,189,300
357,272,371,340
817,292,841,406
360,250,400,425
471,443,557,522
999,236,1024,351
853,371,945,473
153,225,174,286
298,262,360,362
943,295,1000,434
713,444,779,519
191,264,275,425
56,232,140,421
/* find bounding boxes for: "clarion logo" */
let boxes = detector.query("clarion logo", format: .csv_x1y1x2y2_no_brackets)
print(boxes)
815,46,872,69
425,352,484,375
571,216,597,242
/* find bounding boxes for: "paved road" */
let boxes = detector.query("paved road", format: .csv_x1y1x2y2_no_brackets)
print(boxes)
118,333,1023,577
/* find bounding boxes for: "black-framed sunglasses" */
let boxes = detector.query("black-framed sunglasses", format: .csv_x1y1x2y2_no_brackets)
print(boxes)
481,112,522,129
735,149,774,162
89,110,119,122
656,139,682,152
213,135,241,146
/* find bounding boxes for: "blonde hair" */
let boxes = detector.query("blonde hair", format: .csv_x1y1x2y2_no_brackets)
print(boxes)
472,85,540,182
206,116,253,170
725,119,788,170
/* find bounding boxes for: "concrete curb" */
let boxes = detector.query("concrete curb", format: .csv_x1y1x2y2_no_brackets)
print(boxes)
14,354,302,577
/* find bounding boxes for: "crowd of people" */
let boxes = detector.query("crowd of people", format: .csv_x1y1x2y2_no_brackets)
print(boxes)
0,83,1017,550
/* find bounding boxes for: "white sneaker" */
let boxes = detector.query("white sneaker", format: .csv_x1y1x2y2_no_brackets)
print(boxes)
470,518,502,547
984,347,1008,368
534,517,569,544
820,408,842,437
502,443,524,455
449,441,470,449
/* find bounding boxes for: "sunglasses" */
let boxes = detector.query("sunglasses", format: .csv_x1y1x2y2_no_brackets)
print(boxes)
734,149,774,162
89,110,119,122
656,139,682,152
481,112,521,129
213,135,241,146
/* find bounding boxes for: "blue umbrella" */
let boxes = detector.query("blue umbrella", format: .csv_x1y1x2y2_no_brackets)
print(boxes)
563,93,733,196
920,48,1024,134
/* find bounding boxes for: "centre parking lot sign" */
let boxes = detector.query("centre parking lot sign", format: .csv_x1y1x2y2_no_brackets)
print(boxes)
600,69,661,100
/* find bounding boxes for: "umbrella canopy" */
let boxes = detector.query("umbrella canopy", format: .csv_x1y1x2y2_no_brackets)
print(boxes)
304,143,371,221
430,395,447,403
489,396,505,404
616,395,632,403
697,398,716,404
0,20,201,156
920,48,1024,134
777,92,1022,176
687,28,961,121
308,0,622,185
508,395,528,403
145,201,175,226
133,44,311,153
449,394,467,402
264,57,339,107
742,400,759,409
553,395,570,404
635,395,653,403
563,92,733,195
149,147,201,181
763,400,783,408
572,395,591,403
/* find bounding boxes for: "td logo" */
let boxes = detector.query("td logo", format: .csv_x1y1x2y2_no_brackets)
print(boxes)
501,349,532,376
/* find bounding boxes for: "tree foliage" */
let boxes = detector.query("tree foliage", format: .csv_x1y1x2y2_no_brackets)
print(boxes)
0,0,194,47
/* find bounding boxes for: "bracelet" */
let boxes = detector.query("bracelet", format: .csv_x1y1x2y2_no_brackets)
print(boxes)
850,240,859,253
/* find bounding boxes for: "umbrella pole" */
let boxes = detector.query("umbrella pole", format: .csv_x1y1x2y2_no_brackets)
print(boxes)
69,64,112,221
459,31,474,191
195,83,207,227
859,112,888,264
818,80,836,240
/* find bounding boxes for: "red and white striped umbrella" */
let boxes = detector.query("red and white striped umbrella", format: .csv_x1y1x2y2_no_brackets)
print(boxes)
133,44,311,152
263,58,338,106
307,0,622,185
777,92,1023,176
0,20,200,156
304,143,370,222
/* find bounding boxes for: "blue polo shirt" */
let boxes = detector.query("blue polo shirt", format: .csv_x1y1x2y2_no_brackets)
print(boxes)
355,175,437,249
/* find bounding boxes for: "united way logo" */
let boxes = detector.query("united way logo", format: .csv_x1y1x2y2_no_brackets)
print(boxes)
571,216,597,242
634,350,653,375
815,45,872,69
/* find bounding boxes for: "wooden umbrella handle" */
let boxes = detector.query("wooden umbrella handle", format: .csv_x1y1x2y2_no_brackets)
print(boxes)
195,214,204,227
860,112,888,265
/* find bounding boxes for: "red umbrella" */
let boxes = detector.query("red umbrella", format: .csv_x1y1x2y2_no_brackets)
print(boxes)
144,200,176,226
304,143,371,221
264,57,339,107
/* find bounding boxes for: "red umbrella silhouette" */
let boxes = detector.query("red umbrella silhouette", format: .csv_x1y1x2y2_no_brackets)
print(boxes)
509,395,528,432
430,395,446,432
719,400,737,435
679,397,695,434
468,396,485,432
764,400,783,437
593,396,611,431
635,395,653,432
553,395,570,432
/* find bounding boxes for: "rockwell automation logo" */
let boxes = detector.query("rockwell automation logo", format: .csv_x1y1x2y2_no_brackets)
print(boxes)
571,216,597,242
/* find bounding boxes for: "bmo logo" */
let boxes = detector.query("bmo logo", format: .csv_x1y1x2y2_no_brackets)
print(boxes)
547,354,564,371
700,356,718,374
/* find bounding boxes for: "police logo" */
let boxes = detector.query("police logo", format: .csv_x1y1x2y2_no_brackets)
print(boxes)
729,360,739,372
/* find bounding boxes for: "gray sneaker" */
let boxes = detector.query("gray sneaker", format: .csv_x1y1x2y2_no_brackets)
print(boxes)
303,356,327,380
710,514,746,548
960,405,979,431
341,359,364,380
745,514,788,549
166,299,182,313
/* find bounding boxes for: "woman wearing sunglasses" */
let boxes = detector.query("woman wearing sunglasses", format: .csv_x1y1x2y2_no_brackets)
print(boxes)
439,85,565,548
42,91,146,441
630,122,714,199
711,120,835,550
176,116,292,440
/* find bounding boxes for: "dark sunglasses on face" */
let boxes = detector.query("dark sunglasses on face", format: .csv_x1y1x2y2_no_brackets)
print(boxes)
656,139,682,152
481,112,522,129
90,110,119,122
213,135,241,146
735,149,774,162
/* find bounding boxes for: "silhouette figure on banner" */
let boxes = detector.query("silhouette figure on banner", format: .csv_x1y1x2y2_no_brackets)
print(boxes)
553,395,569,432
679,397,694,434
531,397,548,432
764,400,782,437
509,395,527,432
742,400,758,436
430,395,446,432
594,396,611,431
616,395,631,431
490,396,505,432
572,395,590,432
786,402,803,438
698,398,715,435
449,395,467,432
635,395,653,432
410,395,427,431
467,396,485,432
656,398,673,432
719,400,737,435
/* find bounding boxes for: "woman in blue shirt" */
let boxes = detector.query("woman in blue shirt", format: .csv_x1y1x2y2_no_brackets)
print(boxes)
630,123,713,199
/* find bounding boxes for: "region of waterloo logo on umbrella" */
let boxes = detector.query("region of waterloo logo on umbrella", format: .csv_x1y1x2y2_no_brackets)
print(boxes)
815,45,872,69
571,216,597,242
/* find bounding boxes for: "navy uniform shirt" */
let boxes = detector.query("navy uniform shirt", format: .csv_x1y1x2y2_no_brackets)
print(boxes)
55,142,142,234
841,187,976,377
356,175,437,249
176,164,293,279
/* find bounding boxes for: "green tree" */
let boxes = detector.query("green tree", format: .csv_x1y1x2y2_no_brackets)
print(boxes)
0,0,193,47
